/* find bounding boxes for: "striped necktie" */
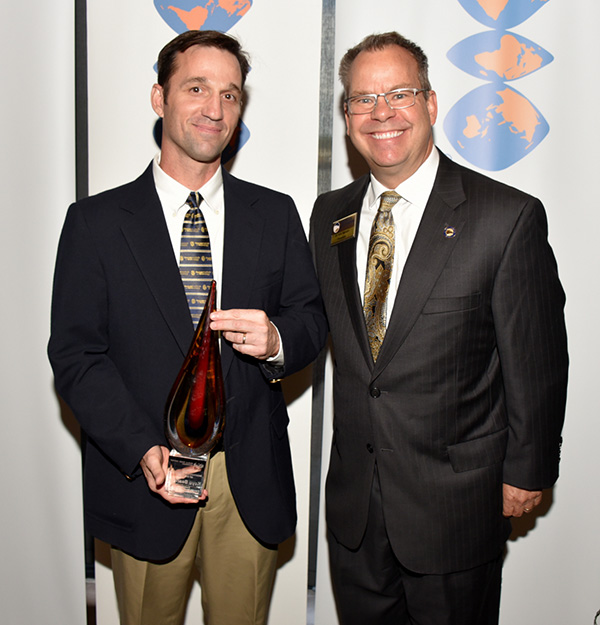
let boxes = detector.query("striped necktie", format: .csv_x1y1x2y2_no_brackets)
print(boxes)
363,191,400,361
180,191,213,326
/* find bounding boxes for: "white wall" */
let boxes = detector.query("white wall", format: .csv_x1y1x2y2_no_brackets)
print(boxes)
0,0,86,623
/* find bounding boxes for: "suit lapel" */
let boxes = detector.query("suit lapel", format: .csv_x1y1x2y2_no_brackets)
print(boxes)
333,176,373,368
118,166,264,379
373,152,467,376
220,169,263,380
119,165,194,357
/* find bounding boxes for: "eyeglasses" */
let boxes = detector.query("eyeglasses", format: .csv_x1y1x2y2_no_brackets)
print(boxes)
345,88,428,115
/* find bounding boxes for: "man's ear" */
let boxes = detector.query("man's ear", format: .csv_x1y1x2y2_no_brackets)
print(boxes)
151,84,165,118
426,90,438,127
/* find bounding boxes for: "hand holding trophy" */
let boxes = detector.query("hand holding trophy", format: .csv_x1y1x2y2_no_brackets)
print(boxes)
164,281,225,499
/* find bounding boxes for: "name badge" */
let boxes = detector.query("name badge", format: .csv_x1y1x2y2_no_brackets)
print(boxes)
330,213,358,246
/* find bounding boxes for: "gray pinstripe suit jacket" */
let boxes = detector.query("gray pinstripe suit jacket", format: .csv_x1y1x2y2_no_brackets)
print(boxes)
310,150,568,574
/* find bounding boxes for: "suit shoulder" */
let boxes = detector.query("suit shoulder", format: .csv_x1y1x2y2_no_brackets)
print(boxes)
448,157,539,205
225,171,293,205
316,175,369,205
436,155,550,242
72,165,153,212
311,176,369,224
61,166,157,241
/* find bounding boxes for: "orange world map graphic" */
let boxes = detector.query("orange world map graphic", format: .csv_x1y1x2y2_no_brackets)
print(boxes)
166,0,251,29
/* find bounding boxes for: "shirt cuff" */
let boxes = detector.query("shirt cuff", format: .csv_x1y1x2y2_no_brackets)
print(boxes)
266,321,284,366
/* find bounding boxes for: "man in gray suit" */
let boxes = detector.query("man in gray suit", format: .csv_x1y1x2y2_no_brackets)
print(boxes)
310,32,567,625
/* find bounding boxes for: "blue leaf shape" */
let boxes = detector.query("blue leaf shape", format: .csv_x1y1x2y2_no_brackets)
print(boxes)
443,83,549,170
456,0,551,30
448,31,553,82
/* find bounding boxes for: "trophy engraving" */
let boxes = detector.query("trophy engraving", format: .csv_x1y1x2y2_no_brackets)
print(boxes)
164,280,225,499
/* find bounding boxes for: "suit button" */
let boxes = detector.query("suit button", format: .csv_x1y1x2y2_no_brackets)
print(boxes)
370,387,381,398
366,444,374,453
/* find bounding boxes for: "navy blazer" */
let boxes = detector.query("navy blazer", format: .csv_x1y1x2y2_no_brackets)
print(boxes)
49,164,327,560
310,151,567,574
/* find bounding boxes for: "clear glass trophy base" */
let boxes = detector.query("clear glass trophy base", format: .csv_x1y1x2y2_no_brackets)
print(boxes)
165,450,209,500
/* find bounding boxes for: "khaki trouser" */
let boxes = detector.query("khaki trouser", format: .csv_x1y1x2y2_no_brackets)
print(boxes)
111,452,278,625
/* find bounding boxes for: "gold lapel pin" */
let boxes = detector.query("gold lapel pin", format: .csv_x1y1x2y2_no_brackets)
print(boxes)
444,226,456,239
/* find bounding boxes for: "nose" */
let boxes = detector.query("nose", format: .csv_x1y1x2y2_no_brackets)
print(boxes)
371,94,395,121
202,93,224,121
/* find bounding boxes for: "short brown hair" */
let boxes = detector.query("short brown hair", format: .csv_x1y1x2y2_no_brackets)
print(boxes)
157,30,251,99
339,32,431,97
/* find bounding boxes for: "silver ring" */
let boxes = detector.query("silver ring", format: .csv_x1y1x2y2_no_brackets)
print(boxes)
242,333,247,345
524,507,531,513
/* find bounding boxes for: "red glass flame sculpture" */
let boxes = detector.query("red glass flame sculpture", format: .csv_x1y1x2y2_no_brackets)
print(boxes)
164,281,225,497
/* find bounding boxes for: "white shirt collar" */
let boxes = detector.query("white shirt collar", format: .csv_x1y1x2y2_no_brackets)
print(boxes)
367,147,440,210
152,153,224,217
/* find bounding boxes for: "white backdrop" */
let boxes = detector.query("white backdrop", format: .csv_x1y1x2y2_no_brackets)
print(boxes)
0,0,86,624
315,1,600,624
2,1,599,624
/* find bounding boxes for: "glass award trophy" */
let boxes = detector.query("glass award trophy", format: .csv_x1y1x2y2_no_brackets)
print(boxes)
164,280,225,499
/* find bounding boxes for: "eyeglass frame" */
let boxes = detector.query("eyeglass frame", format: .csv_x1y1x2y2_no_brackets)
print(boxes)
344,88,429,115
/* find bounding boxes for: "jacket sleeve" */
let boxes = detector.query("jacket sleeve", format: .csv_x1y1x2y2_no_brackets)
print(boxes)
260,196,328,381
491,197,568,490
48,203,163,477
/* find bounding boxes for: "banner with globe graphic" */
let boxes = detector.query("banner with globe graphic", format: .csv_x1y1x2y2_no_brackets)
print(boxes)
444,1,553,170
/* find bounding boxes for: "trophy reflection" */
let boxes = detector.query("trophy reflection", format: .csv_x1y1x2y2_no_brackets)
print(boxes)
164,280,225,499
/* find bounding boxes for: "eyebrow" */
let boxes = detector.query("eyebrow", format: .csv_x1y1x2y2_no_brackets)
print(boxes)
183,76,242,94
348,85,414,97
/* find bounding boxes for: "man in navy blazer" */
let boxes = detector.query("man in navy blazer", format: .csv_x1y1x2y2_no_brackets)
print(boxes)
49,31,326,625
310,32,567,625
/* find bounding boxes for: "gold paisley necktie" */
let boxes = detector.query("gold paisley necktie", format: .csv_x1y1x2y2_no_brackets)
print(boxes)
363,191,400,361
180,191,214,326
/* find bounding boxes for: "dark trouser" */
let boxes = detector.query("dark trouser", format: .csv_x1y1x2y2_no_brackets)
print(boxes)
328,469,503,625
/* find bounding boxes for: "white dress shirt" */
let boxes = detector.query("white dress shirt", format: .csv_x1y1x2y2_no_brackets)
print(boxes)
152,154,284,364
357,148,440,324
153,154,225,309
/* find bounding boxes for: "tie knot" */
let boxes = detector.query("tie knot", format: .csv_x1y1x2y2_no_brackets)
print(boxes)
186,191,203,210
379,191,401,212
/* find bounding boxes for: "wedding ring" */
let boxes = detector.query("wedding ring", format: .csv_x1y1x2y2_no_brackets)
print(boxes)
524,508,531,513
242,333,247,344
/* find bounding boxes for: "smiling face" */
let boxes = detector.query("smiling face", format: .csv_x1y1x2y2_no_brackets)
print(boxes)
151,45,243,187
344,45,438,188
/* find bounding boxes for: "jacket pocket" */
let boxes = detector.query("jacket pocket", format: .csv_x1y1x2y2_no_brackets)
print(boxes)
422,293,481,314
447,427,508,473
